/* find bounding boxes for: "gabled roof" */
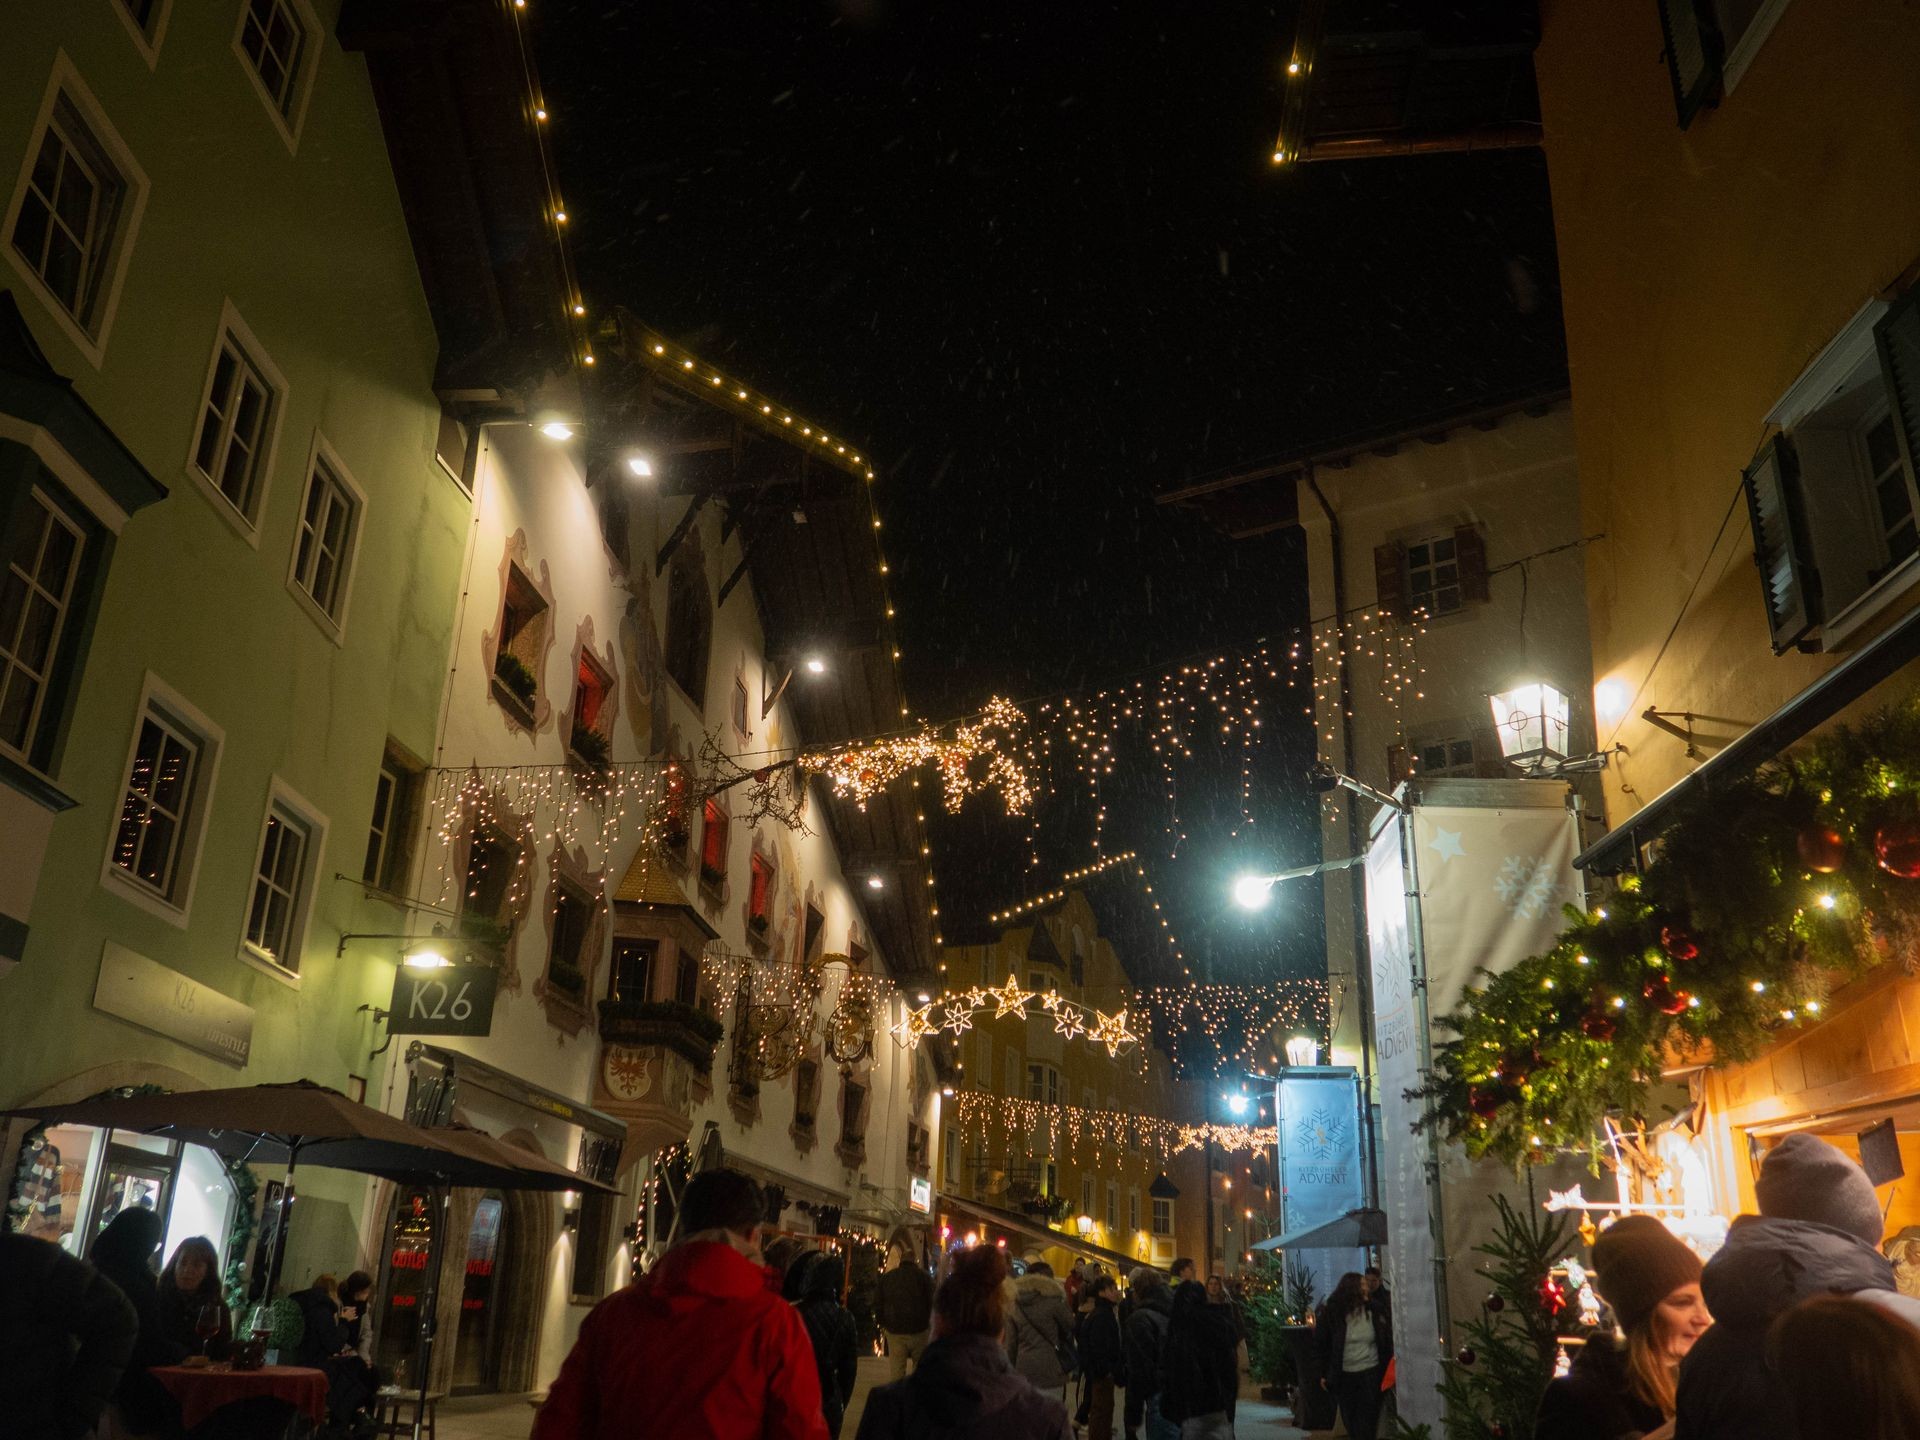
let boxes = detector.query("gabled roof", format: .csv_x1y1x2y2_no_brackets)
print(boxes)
611,850,718,939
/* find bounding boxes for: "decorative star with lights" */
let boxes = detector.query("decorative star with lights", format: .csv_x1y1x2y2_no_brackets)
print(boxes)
889,1005,937,1050
1040,991,1062,1012
1053,1004,1087,1040
988,974,1035,1019
1090,1008,1136,1057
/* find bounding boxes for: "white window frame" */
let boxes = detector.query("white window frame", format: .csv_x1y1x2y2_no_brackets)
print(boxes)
1128,1189,1140,1235
231,0,321,154
239,776,326,985
100,673,224,926
1404,533,1462,619
286,432,365,643
3,54,150,369
0,488,86,768
1081,1174,1095,1219
362,751,416,892
185,300,287,542
1105,1181,1117,1230
1720,0,1794,93
111,0,174,68
1413,732,1478,778
1152,1196,1174,1237
943,1128,958,1189
1766,297,1920,648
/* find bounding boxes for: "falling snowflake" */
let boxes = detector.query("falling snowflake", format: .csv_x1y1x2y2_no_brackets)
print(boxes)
1494,854,1559,919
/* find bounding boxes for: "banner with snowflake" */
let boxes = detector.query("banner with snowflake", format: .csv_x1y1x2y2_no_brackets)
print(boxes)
1276,1068,1366,1303
1412,803,1582,1020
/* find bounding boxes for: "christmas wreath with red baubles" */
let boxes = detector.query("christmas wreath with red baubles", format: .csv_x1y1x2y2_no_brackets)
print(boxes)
1417,701,1920,1167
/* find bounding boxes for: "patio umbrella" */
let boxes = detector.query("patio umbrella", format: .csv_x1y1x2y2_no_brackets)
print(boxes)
1249,1207,1388,1252
6,1081,614,1440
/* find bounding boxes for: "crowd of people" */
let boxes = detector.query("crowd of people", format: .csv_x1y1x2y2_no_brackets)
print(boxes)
0,1207,383,1439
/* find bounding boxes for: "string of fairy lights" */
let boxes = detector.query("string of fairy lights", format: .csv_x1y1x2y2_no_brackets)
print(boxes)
890,978,1140,1058
950,1088,1277,1162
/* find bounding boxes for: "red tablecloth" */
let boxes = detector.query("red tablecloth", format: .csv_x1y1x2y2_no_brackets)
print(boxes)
149,1364,330,1429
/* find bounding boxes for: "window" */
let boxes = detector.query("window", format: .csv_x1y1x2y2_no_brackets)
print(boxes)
840,1080,868,1145
699,799,728,885
1025,1064,1060,1106
244,787,322,975
545,884,594,1005
802,902,824,961
1081,1175,1094,1219
1028,970,1047,997
1415,736,1478,778
361,746,422,893
1069,942,1084,987
944,1128,959,1188
460,828,519,936
109,687,219,913
1045,1161,1058,1197
908,1122,931,1174
492,563,549,716
288,445,362,635
1743,294,1920,651
7,72,145,357
0,491,84,765
570,652,612,761
569,1135,622,1305
1660,0,1795,123
113,0,171,64
190,311,282,529
434,407,471,493
1375,525,1488,625
1128,1190,1140,1234
748,853,774,931
234,0,317,145
658,765,689,849
608,937,654,1004
663,544,711,705
1005,1049,1022,1097
731,675,749,735
794,1059,821,1130
675,946,701,1007
1105,1182,1117,1230
1152,1197,1174,1236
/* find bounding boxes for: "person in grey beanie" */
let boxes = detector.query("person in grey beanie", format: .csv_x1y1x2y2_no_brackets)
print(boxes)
1675,1133,1920,1440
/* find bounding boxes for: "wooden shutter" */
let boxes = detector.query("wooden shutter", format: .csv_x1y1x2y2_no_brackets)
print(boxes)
1374,541,1408,622
1385,744,1411,787
1657,0,1722,129
1874,287,1920,512
1454,524,1491,603
1741,433,1820,654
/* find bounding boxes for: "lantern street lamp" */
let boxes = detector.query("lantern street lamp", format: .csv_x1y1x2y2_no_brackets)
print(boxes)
1488,681,1572,773
1284,1035,1321,1068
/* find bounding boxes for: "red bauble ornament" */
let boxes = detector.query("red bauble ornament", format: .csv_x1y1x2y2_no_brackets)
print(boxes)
1485,1292,1506,1313
1660,925,1701,962
1642,976,1690,1015
1579,1006,1618,1041
1539,1275,1568,1317
1876,820,1920,879
1798,825,1846,874
1456,1347,1476,1367
1468,1087,1503,1120
858,768,879,787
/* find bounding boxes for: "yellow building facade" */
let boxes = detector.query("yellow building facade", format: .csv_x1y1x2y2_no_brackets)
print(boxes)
933,890,1211,1275
1536,0,1920,1225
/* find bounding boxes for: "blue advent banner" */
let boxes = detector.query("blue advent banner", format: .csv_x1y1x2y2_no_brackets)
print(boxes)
1277,1067,1364,1305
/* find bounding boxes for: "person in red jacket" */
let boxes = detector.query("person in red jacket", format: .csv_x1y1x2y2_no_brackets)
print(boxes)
533,1168,829,1440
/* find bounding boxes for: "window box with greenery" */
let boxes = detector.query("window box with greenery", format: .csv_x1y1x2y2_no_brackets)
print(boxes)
596,997,724,1071
492,652,537,717
567,725,610,772
568,651,614,770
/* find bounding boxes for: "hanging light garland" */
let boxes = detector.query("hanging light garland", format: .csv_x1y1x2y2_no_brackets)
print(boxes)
799,697,1034,815
888,981,1138,1057
950,1088,1276,1162
984,851,1194,974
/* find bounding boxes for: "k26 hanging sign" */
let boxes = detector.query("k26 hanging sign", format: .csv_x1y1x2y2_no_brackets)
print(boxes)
388,964,499,1037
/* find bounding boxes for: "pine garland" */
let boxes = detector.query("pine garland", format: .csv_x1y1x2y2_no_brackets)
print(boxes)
1418,702,1920,1166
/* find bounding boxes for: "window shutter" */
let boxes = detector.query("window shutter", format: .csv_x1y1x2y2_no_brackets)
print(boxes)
1454,525,1491,603
1374,542,1408,622
1874,287,1920,511
1385,744,1411,787
700,800,727,874
1657,0,1722,130
1741,433,1820,654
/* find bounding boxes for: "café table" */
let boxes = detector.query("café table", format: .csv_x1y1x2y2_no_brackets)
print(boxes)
149,1362,331,1431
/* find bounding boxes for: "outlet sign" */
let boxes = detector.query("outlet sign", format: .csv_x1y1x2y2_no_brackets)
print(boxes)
389,964,499,1037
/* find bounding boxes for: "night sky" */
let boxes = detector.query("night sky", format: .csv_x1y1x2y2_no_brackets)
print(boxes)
536,1,1567,1002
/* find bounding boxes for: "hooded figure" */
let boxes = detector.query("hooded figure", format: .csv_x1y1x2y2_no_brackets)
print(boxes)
1676,1134,1920,1440
1123,1269,1178,1439
1006,1263,1078,1397
856,1247,1071,1440
90,1208,187,1435
788,1250,858,1439
0,1232,138,1440
1158,1279,1238,1434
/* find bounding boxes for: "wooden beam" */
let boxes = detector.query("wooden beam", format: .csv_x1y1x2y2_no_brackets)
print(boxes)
655,486,713,575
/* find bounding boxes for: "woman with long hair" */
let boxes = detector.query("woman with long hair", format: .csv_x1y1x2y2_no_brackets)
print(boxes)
1315,1271,1393,1440
1536,1216,1711,1440
156,1236,231,1361
1768,1294,1920,1439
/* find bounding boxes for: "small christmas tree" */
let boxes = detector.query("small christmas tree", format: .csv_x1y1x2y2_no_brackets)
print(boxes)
1435,1193,1571,1440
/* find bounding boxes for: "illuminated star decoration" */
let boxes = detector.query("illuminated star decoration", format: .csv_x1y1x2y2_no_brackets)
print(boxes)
1089,1007,1136,1058
1053,1004,1088,1040
940,1001,975,1036
988,974,1036,1018
890,1005,937,1049
1039,990,1063,1012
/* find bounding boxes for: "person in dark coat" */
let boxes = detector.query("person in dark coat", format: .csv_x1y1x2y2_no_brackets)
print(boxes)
788,1249,859,1439
91,1207,188,1436
1159,1280,1238,1439
1675,1134,1920,1440
1076,1274,1126,1440
875,1243,935,1379
855,1245,1071,1440
1122,1268,1177,1440
0,1231,138,1440
1316,1271,1393,1440
156,1236,231,1361
291,1273,377,1430
1769,1294,1920,1440
1536,1215,1708,1440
